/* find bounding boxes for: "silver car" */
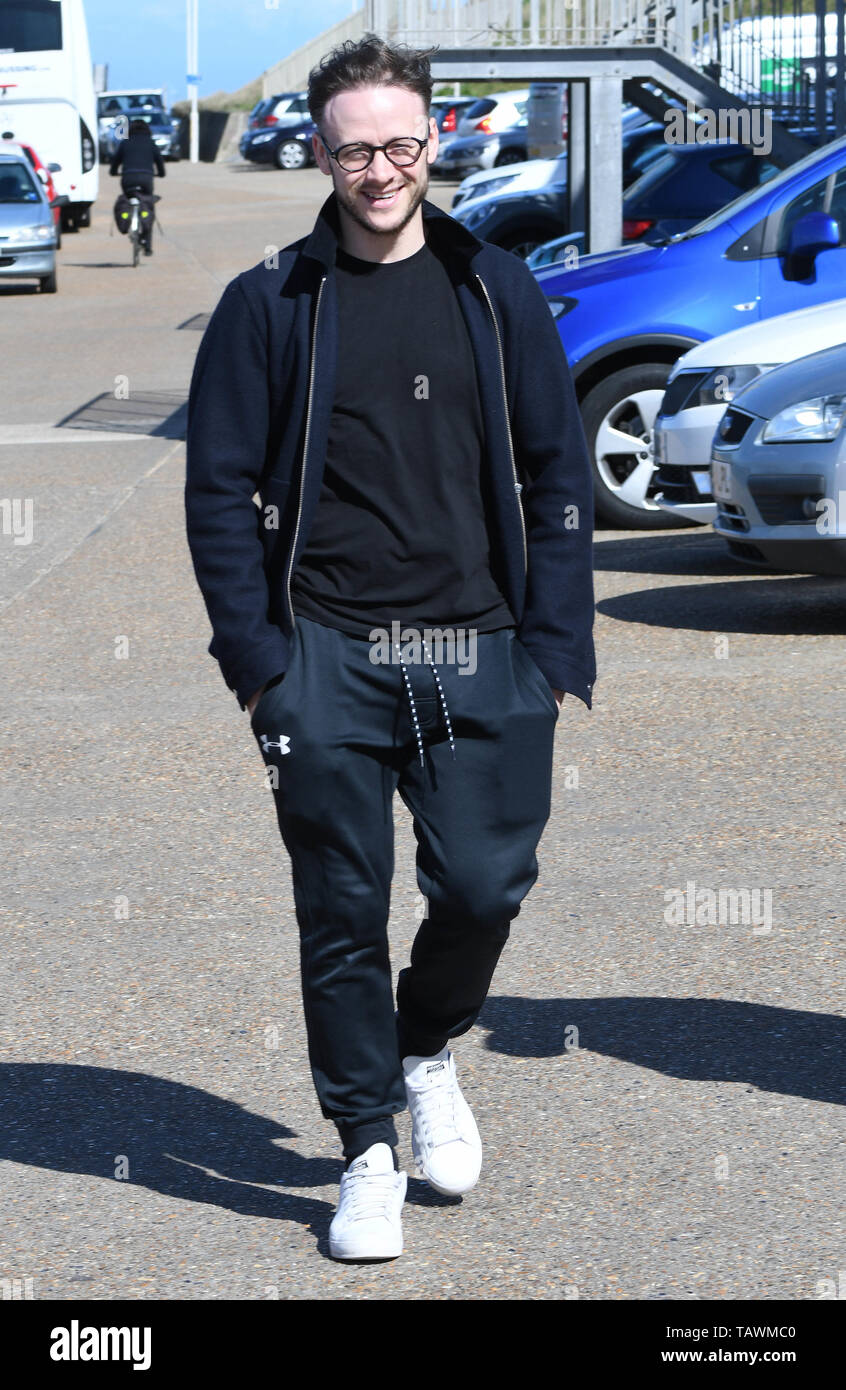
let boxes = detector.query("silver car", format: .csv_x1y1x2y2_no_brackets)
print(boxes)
712,341,846,575
432,123,528,178
0,151,57,293
455,90,529,139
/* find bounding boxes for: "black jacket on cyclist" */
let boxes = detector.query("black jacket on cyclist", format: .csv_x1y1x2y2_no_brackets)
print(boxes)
110,120,165,195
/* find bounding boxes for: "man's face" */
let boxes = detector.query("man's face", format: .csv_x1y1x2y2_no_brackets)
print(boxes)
313,84,438,239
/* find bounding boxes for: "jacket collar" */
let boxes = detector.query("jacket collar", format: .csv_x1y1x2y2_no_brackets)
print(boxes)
301,190,484,271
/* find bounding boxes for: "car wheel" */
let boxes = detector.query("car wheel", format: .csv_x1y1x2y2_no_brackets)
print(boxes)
77,207,91,228
581,362,683,529
274,140,308,170
497,226,558,259
494,148,525,166
40,269,58,293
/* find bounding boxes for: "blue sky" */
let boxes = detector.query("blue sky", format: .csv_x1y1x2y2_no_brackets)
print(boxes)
86,0,359,104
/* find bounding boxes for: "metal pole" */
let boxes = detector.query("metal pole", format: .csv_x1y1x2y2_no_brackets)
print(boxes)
187,0,199,164
836,0,845,138
815,0,826,139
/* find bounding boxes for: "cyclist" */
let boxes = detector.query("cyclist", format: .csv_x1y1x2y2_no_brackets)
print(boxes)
109,118,165,256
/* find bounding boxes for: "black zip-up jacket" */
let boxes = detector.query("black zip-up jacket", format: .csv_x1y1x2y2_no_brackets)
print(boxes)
109,132,165,182
185,192,596,711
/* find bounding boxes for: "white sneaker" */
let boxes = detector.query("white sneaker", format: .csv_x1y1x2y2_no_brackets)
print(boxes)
328,1142,407,1261
403,1047,482,1196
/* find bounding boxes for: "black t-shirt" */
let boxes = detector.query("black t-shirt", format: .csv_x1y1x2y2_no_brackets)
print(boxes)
290,235,514,636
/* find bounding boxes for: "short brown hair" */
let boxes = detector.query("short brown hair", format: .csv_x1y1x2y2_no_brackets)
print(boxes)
308,31,438,132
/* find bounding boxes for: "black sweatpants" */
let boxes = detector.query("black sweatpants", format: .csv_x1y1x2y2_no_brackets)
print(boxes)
250,615,558,1160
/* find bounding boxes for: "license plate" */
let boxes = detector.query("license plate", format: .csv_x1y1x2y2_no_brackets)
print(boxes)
711,460,733,502
691,470,713,496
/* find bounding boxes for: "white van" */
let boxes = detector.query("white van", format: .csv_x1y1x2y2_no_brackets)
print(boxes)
0,0,98,230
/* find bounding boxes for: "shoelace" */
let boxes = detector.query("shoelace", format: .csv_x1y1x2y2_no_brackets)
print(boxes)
413,1068,461,1148
342,1171,400,1221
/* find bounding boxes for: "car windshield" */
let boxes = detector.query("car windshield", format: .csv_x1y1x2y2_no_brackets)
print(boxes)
100,95,163,114
623,149,681,201
0,161,40,202
669,134,846,242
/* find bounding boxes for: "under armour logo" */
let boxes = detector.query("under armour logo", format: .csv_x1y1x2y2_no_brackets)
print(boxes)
260,734,291,756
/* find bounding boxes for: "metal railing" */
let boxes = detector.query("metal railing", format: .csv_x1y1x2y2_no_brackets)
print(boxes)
263,2,843,130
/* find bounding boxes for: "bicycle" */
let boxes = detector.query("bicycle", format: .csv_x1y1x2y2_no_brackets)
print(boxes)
121,185,159,266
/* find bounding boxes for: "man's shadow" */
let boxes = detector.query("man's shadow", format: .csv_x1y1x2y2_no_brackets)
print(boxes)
479,997,845,1106
0,1064,340,1247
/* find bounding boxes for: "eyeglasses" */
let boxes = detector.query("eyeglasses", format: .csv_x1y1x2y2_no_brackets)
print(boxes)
320,134,429,173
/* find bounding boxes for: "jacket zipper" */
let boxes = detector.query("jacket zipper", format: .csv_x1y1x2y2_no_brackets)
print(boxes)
285,272,326,629
474,271,527,580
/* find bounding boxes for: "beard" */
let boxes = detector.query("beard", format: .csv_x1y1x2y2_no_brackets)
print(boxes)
333,162,429,239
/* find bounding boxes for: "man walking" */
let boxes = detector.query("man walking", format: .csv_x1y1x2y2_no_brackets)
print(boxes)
185,34,595,1261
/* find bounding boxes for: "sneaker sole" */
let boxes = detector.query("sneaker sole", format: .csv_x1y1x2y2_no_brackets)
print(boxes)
329,1237,403,1261
413,1152,481,1196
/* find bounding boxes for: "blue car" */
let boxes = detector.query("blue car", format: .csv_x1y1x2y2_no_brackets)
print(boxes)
535,134,846,528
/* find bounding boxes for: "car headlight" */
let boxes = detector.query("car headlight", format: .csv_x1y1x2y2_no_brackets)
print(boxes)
762,394,846,443
547,296,578,319
457,202,490,229
695,364,773,407
466,175,516,200
6,224,54,243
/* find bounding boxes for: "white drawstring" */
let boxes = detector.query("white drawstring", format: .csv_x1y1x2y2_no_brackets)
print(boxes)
394,641,457,767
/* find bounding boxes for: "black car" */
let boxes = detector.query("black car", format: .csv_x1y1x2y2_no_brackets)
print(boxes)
239,118,317,171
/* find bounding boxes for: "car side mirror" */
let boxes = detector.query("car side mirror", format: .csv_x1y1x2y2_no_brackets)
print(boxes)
47,161,61,172
782,210,840,279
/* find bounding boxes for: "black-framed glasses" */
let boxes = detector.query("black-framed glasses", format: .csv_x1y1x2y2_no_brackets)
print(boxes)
320,134,429,173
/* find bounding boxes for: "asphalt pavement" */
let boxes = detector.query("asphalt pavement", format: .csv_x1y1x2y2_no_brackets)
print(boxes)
0,159,843,1301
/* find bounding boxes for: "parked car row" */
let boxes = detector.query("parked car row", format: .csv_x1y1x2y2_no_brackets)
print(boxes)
647,293,846,575
653,298,846,525
450,130,784,258
531,133,846,534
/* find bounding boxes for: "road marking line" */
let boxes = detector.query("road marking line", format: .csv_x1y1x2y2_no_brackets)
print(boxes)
0,424,169,445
